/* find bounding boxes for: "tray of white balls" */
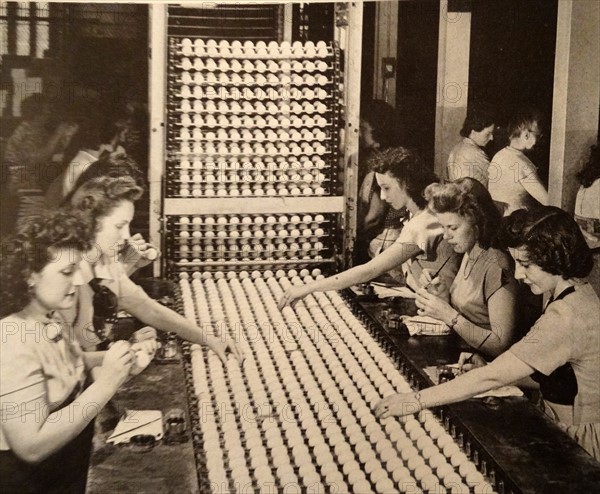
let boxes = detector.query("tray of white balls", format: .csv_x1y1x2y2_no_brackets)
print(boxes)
174,269,499,494
173,39,333,61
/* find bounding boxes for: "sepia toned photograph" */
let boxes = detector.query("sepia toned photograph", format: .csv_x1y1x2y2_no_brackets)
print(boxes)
0,1,598,492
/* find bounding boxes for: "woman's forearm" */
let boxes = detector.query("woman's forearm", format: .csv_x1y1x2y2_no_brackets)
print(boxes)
302,264,375,295
521,176,548,205
129,300,209,346
448,312,506,358
82,351,105,369
303,243,421,296
377,352,534,419
418,365,507,409
8,381,115,463
418,352,533,410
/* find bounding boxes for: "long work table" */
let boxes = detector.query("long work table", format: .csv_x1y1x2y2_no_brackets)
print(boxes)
86,280,600,493
355,294,600,493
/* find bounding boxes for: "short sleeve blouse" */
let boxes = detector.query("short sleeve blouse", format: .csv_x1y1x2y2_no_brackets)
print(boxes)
450,248,517,330
509,283,600,425
488,147,543,214
446,138,490,187
0,314,86,450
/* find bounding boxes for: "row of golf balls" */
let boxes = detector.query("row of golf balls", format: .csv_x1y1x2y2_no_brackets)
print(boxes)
177,39,331,59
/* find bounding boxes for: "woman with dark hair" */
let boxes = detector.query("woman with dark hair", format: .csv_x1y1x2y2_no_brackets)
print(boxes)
376,206,599,462
61,175,244,363
446,108,495,186
415,178,520,357
279,147,460,308
0,211,135,493
54,154,154,276
60,154,145,206
356,100,406,262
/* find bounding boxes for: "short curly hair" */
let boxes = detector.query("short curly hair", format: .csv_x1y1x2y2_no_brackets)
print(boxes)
0,211,92,317
507,109,542,139
424,177,501,249
497,206,593,279
368,147,438,208
67,175,143,233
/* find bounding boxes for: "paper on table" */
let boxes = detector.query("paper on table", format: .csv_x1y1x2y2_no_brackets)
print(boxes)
372,285,417,299
404,315,451,336
107,410,164,445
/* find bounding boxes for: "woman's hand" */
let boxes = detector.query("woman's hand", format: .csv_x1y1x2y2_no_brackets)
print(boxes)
418,269,445,297
206,336,245,365
375,393,422,419
278,285,309,309
120,234,161,274
415,289,457,325
131,339,158,357
97,340,134,391
458,352,488,372
132,326,158,343
129,339,157,376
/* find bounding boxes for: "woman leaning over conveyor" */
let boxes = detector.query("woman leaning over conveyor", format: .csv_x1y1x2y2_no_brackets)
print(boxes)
414,178,521,358
0,211,136,493
377,206,600,461
61,174,244,363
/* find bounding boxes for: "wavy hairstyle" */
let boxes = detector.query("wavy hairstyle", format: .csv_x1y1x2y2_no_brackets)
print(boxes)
61,154,145,207
507,108,542,139
67,175,143,233
497,206,593,279
0,211,92,317
368,147,438,209
424,177,501,249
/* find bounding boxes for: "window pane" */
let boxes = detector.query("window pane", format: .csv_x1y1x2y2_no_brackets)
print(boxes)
17,2,30,17
16,20,30,56
37,2,50,18
0,4,7,17
0,22,8,56
0,88,9,118
36,21,48,58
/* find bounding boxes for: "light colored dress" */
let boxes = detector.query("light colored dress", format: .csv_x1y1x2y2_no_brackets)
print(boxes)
488,146,546,215
0,313,86,451
446,137,491,187
449,248,518,330
509,283,600,461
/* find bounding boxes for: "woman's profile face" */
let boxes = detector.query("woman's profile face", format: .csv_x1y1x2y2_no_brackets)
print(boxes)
28,248,83,311
94,200,135,261
437,212,478,253
470,124,495,148
376,172,408,210
509,247,558,295
359,119,378,150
